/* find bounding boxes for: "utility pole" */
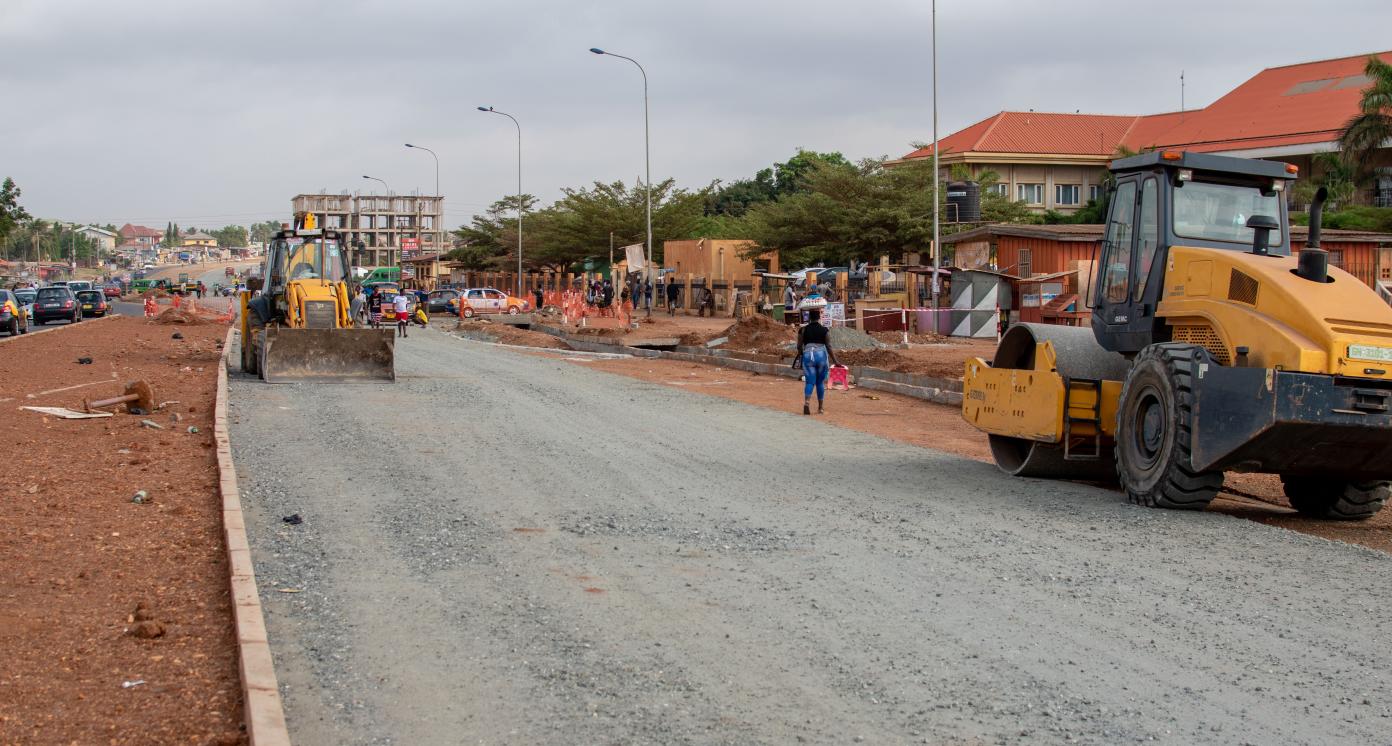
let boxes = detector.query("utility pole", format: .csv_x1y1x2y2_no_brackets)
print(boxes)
929,0,942,315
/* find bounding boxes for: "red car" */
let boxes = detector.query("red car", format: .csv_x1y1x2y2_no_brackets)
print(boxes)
102,283,123,299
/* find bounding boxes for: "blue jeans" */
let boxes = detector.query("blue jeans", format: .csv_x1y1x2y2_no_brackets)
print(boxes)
802,344,828,401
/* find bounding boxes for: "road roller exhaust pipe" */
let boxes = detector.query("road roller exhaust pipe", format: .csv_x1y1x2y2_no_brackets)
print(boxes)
1297,186,1329,283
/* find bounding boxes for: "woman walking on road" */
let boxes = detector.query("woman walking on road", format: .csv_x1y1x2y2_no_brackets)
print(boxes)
796,295,838,415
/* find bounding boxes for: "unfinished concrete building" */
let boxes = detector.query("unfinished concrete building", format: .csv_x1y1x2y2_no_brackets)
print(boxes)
291,193,446,268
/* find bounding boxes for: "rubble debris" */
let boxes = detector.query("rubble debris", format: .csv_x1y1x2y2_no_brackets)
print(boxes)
76,357,93,365
139,419,165,430
22,406,113,419
171,332,184,340
282,514,303,525
127,620,165,639
131,490,149,504
84,380,155,414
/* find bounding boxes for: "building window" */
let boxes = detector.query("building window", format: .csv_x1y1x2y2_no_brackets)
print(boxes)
1055,184,1081,206
987,183,1008,197
1328,250,1344,268
1088,184,1101,203
1017,183,1044,204
394,216,412,228
1018,248,1033,278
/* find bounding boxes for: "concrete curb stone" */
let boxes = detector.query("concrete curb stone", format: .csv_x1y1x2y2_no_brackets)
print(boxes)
217,328,292,746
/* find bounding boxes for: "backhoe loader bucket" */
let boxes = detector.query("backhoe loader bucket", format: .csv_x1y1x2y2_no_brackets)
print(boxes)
259,327,396,383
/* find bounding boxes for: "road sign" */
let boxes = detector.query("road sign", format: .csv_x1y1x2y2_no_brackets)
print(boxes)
401,237,420,260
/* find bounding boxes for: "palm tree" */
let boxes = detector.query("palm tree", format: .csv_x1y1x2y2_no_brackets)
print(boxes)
1338,56,1392,186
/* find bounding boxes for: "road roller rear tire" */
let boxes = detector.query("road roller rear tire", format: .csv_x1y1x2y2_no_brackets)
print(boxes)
1115,343,1222,510
1281,477,1389,521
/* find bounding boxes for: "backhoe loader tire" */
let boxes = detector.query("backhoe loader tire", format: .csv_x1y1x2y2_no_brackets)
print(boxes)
242,308,266,377
1115,343,1223,510
1281,478,1389,521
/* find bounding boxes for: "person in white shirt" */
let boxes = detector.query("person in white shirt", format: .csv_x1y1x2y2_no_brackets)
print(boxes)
393,292,410,338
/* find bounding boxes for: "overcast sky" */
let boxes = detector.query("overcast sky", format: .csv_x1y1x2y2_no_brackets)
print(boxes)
2,0,1390,230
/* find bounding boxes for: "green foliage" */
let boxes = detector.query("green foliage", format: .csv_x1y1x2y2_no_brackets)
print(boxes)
1290,205,1392,232
706,150,851,217
1293,152,1357,208
249,220,283,245
739,158,940,266
457,181,710,273
1339,56,1392,184
0,178,30,245
210,225,249,247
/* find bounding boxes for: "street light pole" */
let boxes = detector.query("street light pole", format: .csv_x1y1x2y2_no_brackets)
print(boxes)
478,106,523,298
405,143,441,254
590,47,653,316
929,0,942,314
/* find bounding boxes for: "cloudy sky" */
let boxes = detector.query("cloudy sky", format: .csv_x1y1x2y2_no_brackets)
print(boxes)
2,0,1390,230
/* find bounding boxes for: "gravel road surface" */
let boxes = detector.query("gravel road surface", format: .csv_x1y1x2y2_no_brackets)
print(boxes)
229,326,1392,745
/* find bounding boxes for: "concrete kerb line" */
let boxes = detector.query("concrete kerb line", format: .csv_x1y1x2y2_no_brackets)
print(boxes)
526,322,964,406
0,313,120,345
216,327,292,746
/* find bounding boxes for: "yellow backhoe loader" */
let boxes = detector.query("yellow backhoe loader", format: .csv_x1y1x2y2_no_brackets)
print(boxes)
964,151,1392,520
239,215,394,383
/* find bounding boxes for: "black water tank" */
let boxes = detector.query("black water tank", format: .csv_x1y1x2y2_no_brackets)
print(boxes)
946,180,981,223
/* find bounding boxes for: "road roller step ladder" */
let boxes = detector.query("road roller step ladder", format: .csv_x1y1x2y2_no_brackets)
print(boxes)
1062,378,1104,461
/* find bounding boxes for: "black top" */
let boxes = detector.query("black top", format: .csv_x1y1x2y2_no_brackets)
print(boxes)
800,321,829,347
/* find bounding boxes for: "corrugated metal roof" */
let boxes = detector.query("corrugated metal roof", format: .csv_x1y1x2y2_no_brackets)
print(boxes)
1152,51,1392,153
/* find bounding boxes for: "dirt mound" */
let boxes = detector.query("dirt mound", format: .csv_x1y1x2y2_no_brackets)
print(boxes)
837,348,965,379
870,331,948,345
153,308,209,325
139,289,171,299
452,319,570,349
717,315,796,355
827,326,881,351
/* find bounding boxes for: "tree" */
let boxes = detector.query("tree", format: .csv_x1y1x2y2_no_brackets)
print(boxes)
1339,55,1392,186
706,150,852,217
249,220,282,245
740,157,942,267
211,225,249,247
0,178,29,246
1294,152,1357,209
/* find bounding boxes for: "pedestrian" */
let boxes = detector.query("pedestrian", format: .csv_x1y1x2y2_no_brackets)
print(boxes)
393,291,410,338
601,280,614,312
533,287,544,312
644,279,653,311
665,277,679,316
349,284,365,326
196,281,206,299
783,282,798,314
698,285,715,317
368,286,383,329
795,295,838,416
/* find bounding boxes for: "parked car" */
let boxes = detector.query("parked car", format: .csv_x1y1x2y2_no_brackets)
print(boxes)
14,289,36,322
75,289,109,318
456,287,530,317
0,289,29,336
102,282,123,299
32,286,81,325
426,289,463,314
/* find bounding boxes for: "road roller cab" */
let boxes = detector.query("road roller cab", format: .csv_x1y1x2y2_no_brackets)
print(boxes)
963,152,1392,521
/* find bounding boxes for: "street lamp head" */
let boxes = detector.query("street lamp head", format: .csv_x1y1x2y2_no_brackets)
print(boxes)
361,175,371,179
404,143,414,148
477,106,492,112
589,47,605,55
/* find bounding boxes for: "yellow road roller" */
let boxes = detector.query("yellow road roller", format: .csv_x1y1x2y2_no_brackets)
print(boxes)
964,151,1392,520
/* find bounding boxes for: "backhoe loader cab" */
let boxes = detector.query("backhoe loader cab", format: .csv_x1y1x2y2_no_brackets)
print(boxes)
964,151,1392,521
239,223,394,383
